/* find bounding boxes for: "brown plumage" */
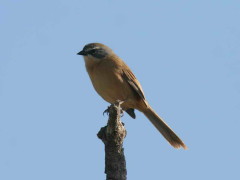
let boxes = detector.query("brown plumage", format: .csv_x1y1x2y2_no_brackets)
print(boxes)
77,43,187,149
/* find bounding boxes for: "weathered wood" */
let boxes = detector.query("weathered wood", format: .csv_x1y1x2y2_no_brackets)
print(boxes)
97,103,127,180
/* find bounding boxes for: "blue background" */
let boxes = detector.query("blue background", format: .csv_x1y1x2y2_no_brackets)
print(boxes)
1,0,240,179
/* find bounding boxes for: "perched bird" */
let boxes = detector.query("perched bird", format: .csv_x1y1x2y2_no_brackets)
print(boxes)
77,43,187,149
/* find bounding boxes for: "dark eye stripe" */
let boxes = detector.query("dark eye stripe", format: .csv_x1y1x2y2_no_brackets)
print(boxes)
89,49,97,54
88,48,108,58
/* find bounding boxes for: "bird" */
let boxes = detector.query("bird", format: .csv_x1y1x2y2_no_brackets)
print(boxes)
77,43,187,149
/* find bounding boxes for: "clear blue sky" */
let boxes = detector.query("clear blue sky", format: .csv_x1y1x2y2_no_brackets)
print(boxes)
0,0,240,179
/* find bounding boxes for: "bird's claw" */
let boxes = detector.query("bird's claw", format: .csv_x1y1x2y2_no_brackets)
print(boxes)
103,103,124,117
103,106,111,116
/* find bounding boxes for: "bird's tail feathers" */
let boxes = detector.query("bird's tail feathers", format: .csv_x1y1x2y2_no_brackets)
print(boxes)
143,107,187,149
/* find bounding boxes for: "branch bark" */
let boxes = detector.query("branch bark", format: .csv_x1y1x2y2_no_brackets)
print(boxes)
97,103,127,180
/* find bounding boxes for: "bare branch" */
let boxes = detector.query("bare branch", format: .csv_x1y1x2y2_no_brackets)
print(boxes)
97,103,127,180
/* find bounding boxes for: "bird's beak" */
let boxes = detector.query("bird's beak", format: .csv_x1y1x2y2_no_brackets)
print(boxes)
77,50,87,56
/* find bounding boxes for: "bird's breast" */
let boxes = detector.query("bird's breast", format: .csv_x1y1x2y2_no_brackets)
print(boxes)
85,58,132,104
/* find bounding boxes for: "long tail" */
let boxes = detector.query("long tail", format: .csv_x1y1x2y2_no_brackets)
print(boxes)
143,107,187,149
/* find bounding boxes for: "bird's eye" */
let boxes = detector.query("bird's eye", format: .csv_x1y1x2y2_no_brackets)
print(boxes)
89,49,97,55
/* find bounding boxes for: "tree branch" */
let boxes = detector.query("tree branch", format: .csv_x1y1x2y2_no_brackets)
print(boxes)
97,103,127,180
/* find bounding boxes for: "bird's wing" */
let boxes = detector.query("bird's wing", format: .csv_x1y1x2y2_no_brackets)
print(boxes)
122,66,146,100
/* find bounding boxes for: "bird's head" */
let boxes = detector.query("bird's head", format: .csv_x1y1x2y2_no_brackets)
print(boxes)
77,43,113,59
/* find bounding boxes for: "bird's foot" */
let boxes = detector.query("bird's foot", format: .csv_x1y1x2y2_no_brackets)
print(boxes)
113,100,124,106
114,100,124,117
103,105,124,117
103,100,124,117
103,106,111,116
